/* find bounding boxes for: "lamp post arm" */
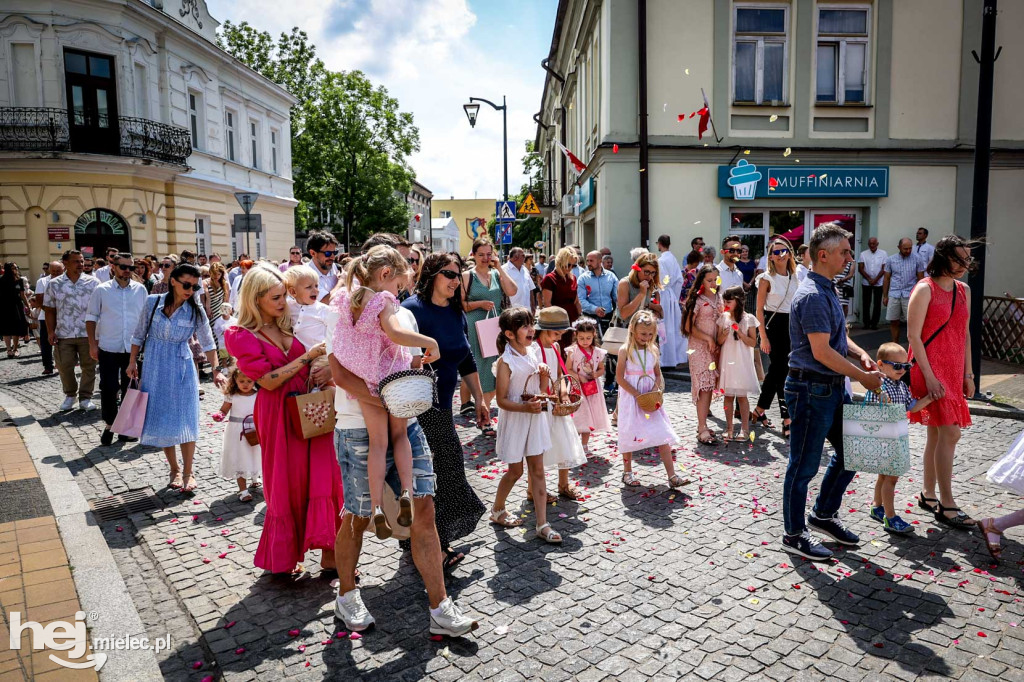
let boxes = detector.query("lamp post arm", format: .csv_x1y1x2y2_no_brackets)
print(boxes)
469,96,506,112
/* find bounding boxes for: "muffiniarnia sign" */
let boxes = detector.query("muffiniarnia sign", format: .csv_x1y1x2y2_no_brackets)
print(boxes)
718,164,889,199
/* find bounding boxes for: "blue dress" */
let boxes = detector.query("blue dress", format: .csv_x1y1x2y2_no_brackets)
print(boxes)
132,294,216,447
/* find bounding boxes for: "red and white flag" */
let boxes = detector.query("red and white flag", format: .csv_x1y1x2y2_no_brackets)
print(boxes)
696,89,711,140
557,141,587,175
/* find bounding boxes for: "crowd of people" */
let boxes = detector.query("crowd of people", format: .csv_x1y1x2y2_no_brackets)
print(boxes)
1,221,1021,639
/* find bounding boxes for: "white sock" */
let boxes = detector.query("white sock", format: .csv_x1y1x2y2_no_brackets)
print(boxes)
430,597,451,617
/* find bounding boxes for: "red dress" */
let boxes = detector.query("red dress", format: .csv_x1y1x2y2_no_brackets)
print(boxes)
908,278,971,428
224,327,343,573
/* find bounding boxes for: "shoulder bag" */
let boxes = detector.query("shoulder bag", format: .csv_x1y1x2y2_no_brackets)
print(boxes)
575,345,600,396
922,281,958,350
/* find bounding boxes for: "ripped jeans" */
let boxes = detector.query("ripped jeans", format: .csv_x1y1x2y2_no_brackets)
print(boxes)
335,421,436,518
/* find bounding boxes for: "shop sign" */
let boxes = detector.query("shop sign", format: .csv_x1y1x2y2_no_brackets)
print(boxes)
577,177,595,212
48,226,70,241
718,163,889,199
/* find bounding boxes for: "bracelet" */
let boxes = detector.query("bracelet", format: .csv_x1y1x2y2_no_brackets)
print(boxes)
964,373,974,379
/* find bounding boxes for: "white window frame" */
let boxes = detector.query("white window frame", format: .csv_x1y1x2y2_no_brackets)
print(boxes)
195,215,212,256
732,3,790,106
270,128,279,174
225,109,236,161
439,210,451,219
188,90,202,149
249,119,259,169
815,4,871,106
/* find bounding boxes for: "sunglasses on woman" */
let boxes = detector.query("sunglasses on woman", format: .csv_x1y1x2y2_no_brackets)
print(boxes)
437,269,460,280
162,263,173,269
881,360,914,371
174,280,198,291
771,248,790,256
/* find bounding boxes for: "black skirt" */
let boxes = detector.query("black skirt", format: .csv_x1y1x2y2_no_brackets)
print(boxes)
417,407,485,549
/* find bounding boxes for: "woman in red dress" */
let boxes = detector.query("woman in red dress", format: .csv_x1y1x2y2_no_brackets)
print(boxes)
540,247,583,348
224,265,343,575
907,235,976,530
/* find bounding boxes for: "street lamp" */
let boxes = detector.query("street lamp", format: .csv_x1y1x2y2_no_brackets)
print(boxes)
463,96,508,202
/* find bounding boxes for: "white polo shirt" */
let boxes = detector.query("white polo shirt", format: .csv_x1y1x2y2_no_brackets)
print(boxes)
716,261,745,291
859,248,888,286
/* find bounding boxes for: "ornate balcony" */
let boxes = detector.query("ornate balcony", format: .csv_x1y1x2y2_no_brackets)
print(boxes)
0,107,191,165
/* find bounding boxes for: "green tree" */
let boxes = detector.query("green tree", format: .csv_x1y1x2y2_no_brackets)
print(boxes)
486,140,545,251
218,21,419,246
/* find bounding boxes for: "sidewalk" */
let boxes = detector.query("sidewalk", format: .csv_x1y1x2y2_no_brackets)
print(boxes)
0,408,97,680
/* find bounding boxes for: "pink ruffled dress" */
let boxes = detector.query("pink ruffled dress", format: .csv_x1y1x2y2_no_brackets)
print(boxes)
223,327,343,573
688,293,721,404
331,289,411,395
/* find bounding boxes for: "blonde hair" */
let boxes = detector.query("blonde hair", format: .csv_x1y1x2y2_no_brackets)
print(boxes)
345,244,407,311
235,263,293,334
766,237,798,277
621,309,660,366
282,265,317,290
554,246,576,274
208,262,229,298
627,252,662,289
877,342,907,362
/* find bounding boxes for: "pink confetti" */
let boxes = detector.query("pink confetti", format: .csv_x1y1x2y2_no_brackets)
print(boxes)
289,629,300,637
166,538,175,544
192,661,203,669
224,621,236,629
977,631,987,638
202,557,211,564
430,635,443,641
349,632,362,640
298,645,306,652
218,552,228,559
235,647,245,655
613,144,619,154
115,526,123,532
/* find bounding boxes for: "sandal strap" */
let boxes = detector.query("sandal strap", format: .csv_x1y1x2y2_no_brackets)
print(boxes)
536,522,551,532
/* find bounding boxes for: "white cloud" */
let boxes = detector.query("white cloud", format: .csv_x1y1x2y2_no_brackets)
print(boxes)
207,0,544,201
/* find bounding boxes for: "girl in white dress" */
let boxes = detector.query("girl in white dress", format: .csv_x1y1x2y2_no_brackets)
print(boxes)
715,286,761,442
979,430,1024,562
490,307,562,543
213,366,262,501
565,317,611,452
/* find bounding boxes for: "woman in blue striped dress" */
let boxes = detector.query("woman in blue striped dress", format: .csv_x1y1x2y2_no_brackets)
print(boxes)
127,264,225,492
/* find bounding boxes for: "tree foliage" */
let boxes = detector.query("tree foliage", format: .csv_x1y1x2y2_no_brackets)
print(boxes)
218,21,419,248
486,140,545,251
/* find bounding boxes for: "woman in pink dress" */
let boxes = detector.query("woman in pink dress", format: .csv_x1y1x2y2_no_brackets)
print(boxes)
224,265,343,575
907,235,975,530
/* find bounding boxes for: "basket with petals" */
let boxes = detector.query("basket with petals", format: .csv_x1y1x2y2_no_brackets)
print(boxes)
548,374,583,417
635,374,664,413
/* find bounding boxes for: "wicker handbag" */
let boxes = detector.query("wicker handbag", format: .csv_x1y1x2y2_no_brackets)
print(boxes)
240,415,260,447
377,351,437,418
635,374,664,413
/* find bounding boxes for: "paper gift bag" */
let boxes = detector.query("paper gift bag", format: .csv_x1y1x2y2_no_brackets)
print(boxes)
286,386,336,439
475,310,501,358
842,401,910,476
111,382,148,439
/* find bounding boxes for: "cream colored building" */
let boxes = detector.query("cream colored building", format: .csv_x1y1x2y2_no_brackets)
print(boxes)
536,0,1024,312
432,197,500,257
0,0,297,273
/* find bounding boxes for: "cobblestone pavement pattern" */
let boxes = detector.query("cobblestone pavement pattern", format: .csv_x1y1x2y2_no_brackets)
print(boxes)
2,347,1024,681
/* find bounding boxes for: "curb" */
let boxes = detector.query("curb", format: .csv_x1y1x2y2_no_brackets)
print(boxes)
0,390,163,682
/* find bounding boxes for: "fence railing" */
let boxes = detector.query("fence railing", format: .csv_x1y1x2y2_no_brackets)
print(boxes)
0,107,69,152
982,295,1024,365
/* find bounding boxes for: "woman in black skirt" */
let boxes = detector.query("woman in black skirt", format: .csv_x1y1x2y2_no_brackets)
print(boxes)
402,252,490,571
0,262,31,357
754,237,799,439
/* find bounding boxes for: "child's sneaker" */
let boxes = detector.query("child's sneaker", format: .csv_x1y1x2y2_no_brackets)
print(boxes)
397,490,414,528
372,506,393,540
869,506,885,524
883,515,914,535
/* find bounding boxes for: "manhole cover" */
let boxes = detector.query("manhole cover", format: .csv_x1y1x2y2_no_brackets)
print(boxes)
90,487,162,522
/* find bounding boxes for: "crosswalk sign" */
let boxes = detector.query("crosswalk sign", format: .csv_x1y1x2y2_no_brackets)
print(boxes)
519,193,541,215
496,201,517,221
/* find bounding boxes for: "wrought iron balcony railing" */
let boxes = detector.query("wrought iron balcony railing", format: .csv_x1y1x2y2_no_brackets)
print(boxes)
531,178,557,207
0,107,191,165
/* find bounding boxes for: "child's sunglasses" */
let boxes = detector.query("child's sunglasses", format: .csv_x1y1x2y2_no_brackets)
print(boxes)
881,360,914,371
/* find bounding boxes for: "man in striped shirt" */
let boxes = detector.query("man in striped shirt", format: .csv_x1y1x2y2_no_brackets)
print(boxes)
882,239,925,343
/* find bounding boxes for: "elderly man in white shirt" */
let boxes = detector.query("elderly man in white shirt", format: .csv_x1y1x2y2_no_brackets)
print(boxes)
502,247,535,310
86,252,148,445
858,237,888,330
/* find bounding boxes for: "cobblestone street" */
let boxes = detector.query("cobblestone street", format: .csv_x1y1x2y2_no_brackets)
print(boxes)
2,345,1024,681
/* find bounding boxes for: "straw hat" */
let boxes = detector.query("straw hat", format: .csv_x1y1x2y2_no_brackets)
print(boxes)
534,306,572,331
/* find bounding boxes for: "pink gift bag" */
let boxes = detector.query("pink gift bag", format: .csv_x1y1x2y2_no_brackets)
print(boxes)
111,381,149,439
475,310,501,358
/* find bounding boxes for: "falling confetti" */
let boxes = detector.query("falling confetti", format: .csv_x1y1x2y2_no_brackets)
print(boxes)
783,147,792,157
694,220,702,225
684,68,690,75
709,362,717,371
743,150,750,155
613,144,619,154
663,275,671,284
769,114,778,122
687,349,696,355
663,103,668,112
819,173,827,179
749,432,756,442
716,276,722,286
677,114,686,122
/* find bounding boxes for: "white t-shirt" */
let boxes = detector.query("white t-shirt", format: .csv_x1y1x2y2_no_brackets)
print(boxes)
327,303,420,430
502,262,535,309
288,299,331,354
796,264,810,282
716,261,745,291
755,271,798,313
306,263,340,302
859,248,888,286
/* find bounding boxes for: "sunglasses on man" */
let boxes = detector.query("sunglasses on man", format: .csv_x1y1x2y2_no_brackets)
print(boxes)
881,360,914,371
319,250,337,258
116,264,136,272
724,248,742,254
290,251,301,256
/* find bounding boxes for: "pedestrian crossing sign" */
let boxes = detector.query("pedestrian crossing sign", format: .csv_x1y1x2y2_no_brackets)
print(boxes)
519,193,541,215
496,201,517,221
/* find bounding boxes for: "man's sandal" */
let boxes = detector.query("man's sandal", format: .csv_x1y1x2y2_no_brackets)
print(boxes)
668,475,691,488
536,523,562,544
622,471,641,487
489,509,523,528
559,484,586,501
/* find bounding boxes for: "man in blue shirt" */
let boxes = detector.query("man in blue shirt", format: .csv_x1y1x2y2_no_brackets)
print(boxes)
578,250,620,393
783,223,884,561
882,238,924,343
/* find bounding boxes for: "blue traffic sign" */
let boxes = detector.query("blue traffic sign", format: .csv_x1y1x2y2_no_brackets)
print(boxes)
495,221,513,244
496,201,517,221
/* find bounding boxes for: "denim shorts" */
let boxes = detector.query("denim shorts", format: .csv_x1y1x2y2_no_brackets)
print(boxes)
334,421,436,518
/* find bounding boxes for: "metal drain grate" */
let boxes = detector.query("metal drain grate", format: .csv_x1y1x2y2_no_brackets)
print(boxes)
90,487,162,522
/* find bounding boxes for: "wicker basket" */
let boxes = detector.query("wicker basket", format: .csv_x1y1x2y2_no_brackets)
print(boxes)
378,367,437,418
634,375,664,413
548,375,583,417
240,415,260,447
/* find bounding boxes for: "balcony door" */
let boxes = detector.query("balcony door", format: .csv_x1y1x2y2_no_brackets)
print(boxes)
64,49,119,155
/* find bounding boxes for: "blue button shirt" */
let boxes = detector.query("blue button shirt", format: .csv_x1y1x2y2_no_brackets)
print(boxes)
577,268,618,318
789,272,848,375
885,252,924,299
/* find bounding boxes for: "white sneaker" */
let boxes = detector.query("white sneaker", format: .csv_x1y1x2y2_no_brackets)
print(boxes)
429,597,479,637
59,396,75,411
79,399,98,411
334,588,375,632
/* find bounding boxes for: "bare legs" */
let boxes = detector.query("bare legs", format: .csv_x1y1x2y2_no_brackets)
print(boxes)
922,424,966,519
873,475,898,518
164,442,196,490
492,455,547,530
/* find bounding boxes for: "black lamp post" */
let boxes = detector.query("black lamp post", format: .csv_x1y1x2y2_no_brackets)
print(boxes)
463,96,509,203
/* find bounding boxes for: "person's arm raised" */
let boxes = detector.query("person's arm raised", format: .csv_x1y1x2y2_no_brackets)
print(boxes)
255,342,325,391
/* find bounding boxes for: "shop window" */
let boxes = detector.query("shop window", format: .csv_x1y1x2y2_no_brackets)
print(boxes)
816,7,870,105
733,4,788,105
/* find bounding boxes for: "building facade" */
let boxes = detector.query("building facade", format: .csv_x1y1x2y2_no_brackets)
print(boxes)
432,197,500,257
0,0,297,273
535,0,1024,315
430,216,459,254
405,178,432,247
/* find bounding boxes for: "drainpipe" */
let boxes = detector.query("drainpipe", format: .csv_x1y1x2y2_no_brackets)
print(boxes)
637,0,650,249
560,106,567,248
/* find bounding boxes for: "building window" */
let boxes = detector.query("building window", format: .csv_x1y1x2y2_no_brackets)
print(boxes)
249,120,259,169
11,43,40,107
195,215,211,256
816,7,870,104
733,5,789,105
270,129,279,174
439,210,451,219
135,64,148,118
188,91,202,149
225,110,236,161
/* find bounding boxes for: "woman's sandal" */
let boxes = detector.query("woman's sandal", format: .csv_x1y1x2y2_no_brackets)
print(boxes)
622,471,641,487
668,474,691,488
536,522,562,544
238,490,253,502
977,518,1003,562
443,549,466,572
482,426,497,438
182,476,197,493
488,508,523,528
918,492,939,513
697,430,721,446
559,484,586,501
934,502,975,530
168,472,183,489
781,420,791,440
752,409,775,429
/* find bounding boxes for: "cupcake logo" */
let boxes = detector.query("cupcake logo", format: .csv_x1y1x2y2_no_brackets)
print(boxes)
728,159,762,200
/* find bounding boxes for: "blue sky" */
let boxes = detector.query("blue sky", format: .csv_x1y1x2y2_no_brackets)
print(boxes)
207,0,558,200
